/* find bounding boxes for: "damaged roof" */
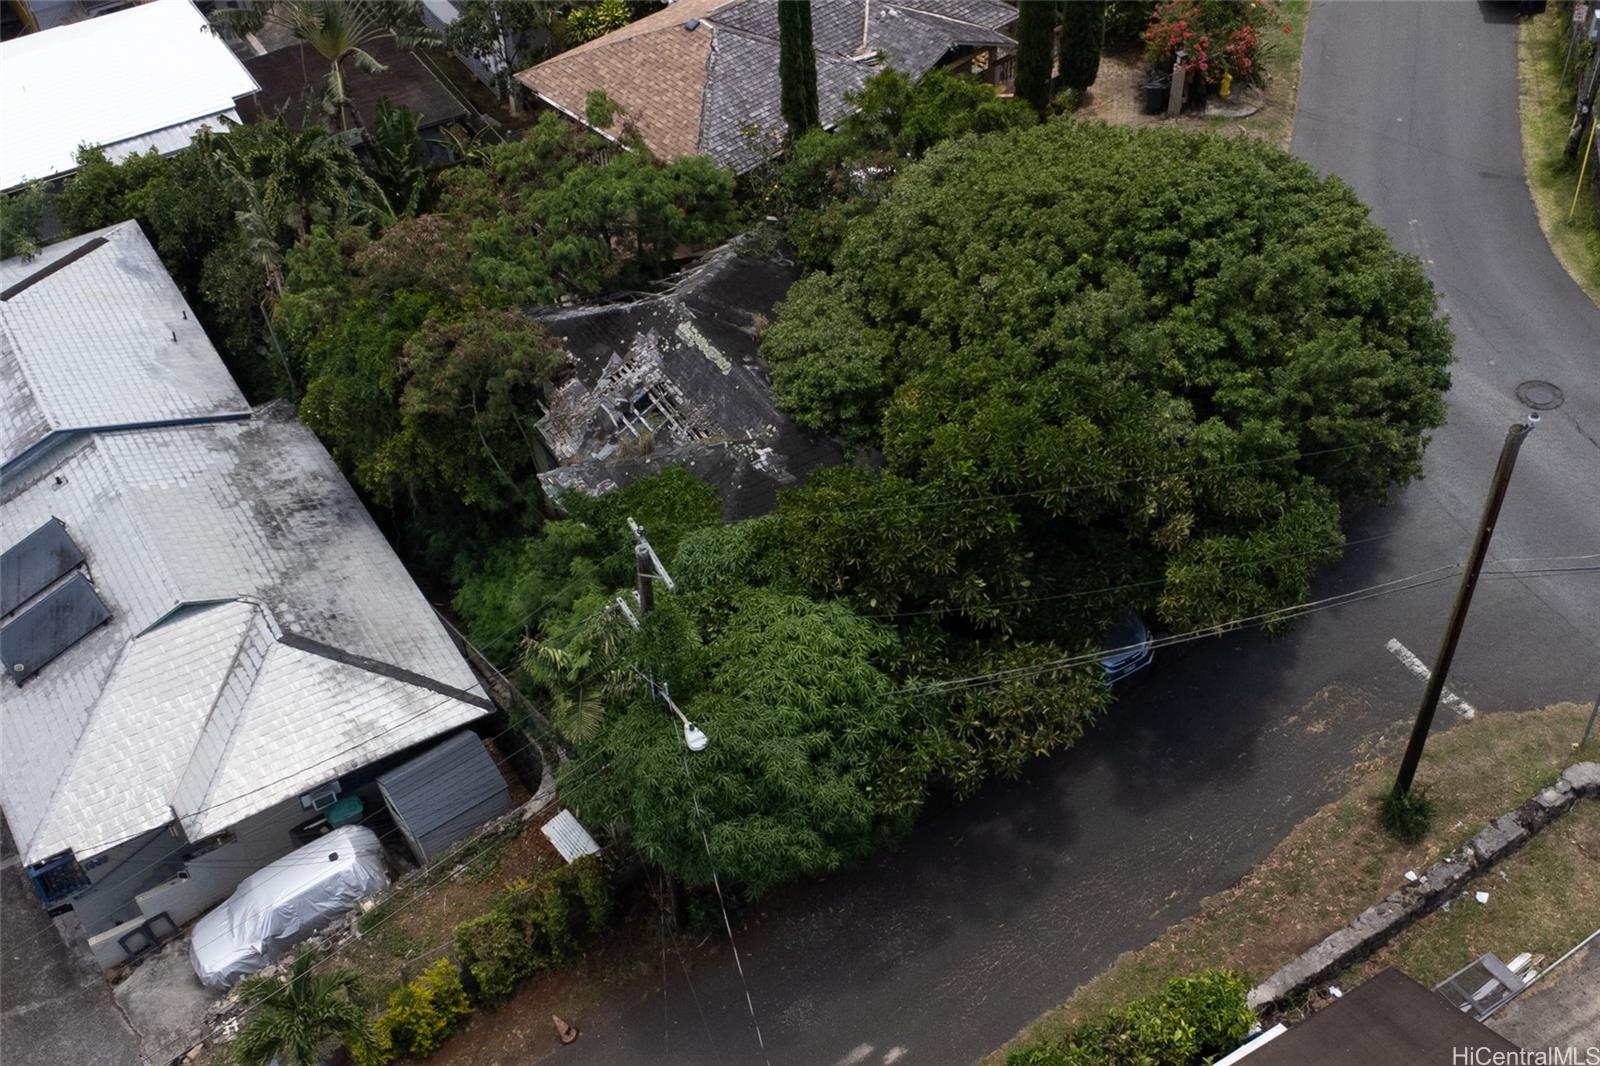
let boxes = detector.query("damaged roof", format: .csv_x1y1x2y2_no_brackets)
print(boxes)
535,239,845,520
517,0,1015,172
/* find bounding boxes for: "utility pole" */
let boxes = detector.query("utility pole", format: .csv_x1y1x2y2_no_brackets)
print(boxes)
635,543,655,615
1393,414,1539,796
624,518,706,751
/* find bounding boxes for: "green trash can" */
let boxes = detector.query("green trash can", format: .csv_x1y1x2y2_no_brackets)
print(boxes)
325,795,364,828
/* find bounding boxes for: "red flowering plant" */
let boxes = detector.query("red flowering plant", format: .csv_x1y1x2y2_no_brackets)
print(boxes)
1144,0,1288,89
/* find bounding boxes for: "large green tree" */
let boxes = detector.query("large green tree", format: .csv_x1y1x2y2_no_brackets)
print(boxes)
1058,0,1106,92
444,0,560,114
778,0,821,137
761,121,1452,642
557,588,919,895
1014,0,1057,114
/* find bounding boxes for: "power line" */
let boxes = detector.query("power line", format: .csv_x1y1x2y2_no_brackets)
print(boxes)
891,564,1467,698
673,718,771,1066
859,529,1401,621
789,441,1383,519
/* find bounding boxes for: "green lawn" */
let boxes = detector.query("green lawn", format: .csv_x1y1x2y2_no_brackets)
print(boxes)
1519,7,1600,302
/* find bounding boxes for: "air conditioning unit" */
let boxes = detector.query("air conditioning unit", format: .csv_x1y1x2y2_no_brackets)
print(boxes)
300,781,341,812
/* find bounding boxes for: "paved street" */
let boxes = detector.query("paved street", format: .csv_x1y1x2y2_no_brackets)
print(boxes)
1,820,141,1066
536,5,1600,1065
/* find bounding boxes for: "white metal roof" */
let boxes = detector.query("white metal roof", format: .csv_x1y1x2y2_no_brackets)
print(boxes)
1,221,251,467
0,224,489,866
0,0,258,190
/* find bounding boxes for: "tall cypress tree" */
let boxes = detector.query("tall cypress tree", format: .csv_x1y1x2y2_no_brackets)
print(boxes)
1058,1,1105,93
1013,0,1056,115
779,0,821,137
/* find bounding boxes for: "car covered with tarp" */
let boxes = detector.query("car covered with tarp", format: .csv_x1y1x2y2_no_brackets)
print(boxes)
190,825,389,990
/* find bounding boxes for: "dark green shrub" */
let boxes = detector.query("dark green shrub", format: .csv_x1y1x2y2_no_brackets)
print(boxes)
1006,969,1254,1066
452,858,616,1008
1380,787,1436,844
454,908,524,1007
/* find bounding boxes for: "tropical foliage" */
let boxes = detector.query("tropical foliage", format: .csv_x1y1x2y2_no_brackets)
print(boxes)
228,947,374,1066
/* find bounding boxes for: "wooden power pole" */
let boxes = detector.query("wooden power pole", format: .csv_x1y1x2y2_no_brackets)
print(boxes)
1393,415,1538,796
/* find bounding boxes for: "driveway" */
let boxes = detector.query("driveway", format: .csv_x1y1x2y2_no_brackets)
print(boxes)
1,819,142,1066
529,4,1600,1065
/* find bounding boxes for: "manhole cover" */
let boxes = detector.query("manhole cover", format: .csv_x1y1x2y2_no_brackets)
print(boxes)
1514,380,1564,411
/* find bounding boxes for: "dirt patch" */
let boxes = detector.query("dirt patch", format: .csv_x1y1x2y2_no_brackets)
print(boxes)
419,922,660,1066
985,700,1596,1064
340,816,564,997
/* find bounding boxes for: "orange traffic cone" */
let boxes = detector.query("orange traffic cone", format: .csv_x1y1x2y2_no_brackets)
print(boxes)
553,1015,579,1044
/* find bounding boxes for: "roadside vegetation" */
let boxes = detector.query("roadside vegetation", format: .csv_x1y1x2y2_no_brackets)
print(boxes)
1519,4,1600,302
0,5,1457,1062
987,701,1598,1063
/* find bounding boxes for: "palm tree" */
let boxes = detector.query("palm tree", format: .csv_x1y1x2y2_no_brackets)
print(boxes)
227,946,374,1066
211,2,440,131
200,119,386,246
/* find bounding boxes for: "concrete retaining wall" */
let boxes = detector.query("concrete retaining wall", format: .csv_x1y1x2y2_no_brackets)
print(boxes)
1247,762,1600,1010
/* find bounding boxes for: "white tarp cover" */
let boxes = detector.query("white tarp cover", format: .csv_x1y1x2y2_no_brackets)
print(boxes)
190,826,389,990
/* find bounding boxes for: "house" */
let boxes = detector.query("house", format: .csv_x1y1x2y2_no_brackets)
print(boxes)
0,221,499,969
238,35,470,142
535,239,845,520
516,0,1017,173
0,0,258,191
1228,969,1520,1064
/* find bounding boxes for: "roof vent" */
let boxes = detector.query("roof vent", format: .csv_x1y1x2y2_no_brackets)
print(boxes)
684,17,700,30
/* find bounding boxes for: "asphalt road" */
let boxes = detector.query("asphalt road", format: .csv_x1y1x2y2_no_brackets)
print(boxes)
1,819,142,1066
537,5,1600,1066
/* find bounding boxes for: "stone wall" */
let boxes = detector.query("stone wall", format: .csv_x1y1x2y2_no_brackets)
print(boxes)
1248,762,1600,1010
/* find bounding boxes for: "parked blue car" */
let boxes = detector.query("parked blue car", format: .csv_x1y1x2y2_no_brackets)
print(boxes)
1100,611,1154,683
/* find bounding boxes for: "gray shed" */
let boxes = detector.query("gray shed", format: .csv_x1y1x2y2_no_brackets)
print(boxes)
377,732,512,865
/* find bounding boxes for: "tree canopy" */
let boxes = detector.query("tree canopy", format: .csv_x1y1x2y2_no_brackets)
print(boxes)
557,588,918,894
761,121,1451,639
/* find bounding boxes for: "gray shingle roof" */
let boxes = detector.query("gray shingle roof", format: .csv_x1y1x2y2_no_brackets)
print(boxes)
517,0,1016,173
0,226,488,866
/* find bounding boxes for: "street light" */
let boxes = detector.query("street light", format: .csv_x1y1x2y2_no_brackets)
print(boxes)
652,678,708,752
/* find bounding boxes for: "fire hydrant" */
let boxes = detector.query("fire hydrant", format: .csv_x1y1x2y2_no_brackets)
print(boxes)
1219,71,1233,99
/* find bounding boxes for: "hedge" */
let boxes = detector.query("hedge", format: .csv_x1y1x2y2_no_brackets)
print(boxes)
1005,969,1254,1066
454,856,613,1008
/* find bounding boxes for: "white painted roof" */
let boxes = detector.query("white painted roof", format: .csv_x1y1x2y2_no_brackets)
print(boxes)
0,0,258,190
1,225,488,866
1,221,251,466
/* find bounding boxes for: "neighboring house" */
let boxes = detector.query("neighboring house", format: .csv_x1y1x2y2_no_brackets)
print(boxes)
0,222,497,969
238,35,469,140
1,0,136,40
0,0,259,191
516,0,1016,173
535,239,845,520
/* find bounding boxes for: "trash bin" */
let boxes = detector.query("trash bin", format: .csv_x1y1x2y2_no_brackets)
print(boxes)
1141,76,1171,115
